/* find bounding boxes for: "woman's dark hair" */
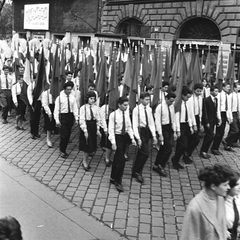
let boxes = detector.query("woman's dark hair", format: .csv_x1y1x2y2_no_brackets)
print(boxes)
85,91,96,103
198,164,234,188
0,216,22,240
229,171,240,188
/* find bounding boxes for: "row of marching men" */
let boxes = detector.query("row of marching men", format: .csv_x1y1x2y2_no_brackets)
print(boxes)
10,71,240,192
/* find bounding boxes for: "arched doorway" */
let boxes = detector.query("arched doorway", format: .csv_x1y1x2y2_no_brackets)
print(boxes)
175,17,221,83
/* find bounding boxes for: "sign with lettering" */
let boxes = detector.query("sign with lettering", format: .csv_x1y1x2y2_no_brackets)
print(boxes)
24,4,50,30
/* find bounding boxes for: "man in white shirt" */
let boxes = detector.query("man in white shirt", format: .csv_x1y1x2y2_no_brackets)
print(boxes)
225,82,240,150
212,82,231,155
153,92,176,177
0,65,13,123
132,92,157,183
171,87,194,170
182,83,203,164
108,96,137,192
54,81,78,158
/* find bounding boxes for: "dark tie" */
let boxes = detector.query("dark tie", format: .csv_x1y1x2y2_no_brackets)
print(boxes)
203,88,206,98
168,105,172,125
67,95,70,113
214,97,217,109
225,93,228,111
90,105,94,120
5,74,8,89
121,111,126,135
144,106,148,127
184,101,188,122
231,198,239,240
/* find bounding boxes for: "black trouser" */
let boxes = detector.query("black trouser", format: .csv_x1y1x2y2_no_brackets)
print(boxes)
111,134,127,184
226,112,239,146
29,100,42,136
132,127,150,174
172,123,190,163
1,89,12,120
211,112,227,150
186,115,200,156
59,113,74,153
155,124,173,168
201,124,215,153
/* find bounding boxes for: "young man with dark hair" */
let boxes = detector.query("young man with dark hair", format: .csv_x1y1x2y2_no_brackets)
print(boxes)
211,82,231,155
171,87,194,170
153,92,176,177
132,92,157,183
182,83,203,164
54,81,78,158
224,82,240,150
200,85,221,159
108,96,137,192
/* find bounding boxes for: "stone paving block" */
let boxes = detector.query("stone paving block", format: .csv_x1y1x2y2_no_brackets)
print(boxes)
138,233,151,240
125,226,138,236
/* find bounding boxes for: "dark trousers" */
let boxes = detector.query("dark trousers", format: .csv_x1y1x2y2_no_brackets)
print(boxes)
186,115,200,156
172,123,190,163
201,124,215,153
59,113,74,153
226,112,239,146
211,112,227,150
1,89,12,120
29,100,42,136
155,124,173,168
132,127,150,174
111,134,127,184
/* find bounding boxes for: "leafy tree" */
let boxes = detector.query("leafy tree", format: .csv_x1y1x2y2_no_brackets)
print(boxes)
0,0,12,38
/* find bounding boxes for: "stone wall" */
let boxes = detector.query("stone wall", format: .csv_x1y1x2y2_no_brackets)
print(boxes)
13,0,99,34
102,0,240,43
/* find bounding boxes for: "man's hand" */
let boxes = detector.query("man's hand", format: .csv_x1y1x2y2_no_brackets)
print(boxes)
56,122,61,128
218,119,222,126
173,132,177,141
206,123,210,128
48,114,52,121
112,143,117,151
132,139,137,146
15,102,18,108
200,125,204,132
97,130,101,137
153,137,158,146
137,139,142,148
84,131,89,140
193,125,198,132
190,127,194,135
177,131,181,138
75,120,78,126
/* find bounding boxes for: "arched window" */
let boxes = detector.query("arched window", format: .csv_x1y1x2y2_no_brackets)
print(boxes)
116,18,150,37
179,17,221,40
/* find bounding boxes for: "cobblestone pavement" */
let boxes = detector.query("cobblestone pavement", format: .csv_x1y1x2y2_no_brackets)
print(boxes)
1,112,240,240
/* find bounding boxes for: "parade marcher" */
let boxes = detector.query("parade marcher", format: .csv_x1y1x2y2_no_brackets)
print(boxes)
153,92,176,177
41,83,56,148
202,78,210,98
171,87,194,170
99,96,112,167
182,83,203,164
27,77,42,139
212,82,232,155
108,96,137,192
79,91,101,171
145,85,153,107
11,75,27,130
87,83,99,106
132,92,157,183
225,171,240,240
224,82,240,151
54,81,78,158
0,65,13,124
180,164,233,240
200,85,221,159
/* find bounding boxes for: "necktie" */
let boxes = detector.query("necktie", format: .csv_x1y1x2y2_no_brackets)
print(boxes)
214,97,217,109
5,75,8,89
232,198,239,240
184,101,188,122
203,88,206,98
121,111,126,135
90,105,94,120
225,93,228,111
144,106,148,127
168,105,172,125
67,95,70,113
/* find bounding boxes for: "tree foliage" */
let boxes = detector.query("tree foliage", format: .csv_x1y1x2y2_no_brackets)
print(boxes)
0,0,12,38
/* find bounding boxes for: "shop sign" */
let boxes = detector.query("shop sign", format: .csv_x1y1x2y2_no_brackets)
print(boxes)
24,4,50,30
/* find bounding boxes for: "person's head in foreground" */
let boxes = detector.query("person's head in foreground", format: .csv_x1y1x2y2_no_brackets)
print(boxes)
0,216,22,240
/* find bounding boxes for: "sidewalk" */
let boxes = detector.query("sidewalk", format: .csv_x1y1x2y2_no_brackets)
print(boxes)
0,157,127,240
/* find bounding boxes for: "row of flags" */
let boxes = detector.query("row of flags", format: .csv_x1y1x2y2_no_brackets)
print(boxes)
11,38,238,114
